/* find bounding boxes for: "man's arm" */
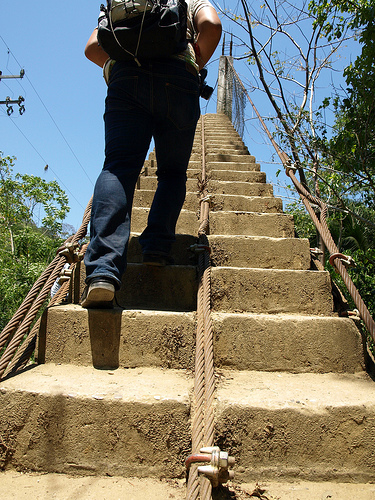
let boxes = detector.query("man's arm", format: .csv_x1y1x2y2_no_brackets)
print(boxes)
85,28,109,68
194,7,222,70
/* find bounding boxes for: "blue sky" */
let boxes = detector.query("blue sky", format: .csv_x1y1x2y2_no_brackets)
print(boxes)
1,2,359,231
1,2,223,231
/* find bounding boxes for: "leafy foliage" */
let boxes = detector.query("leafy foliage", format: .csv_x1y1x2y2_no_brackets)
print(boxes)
217,0,375,320
0,154,70,331
287,191,375,317
309,0,375,209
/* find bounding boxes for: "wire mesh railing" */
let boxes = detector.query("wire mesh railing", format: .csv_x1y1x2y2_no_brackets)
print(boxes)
224,56,375,349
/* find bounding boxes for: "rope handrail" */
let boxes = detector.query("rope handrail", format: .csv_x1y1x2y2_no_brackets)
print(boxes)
226,56,375,345
0,197,92,381
186,116,234,499
186,115,216,500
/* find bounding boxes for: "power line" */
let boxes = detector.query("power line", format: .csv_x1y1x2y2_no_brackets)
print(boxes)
9,117,86,211
0,35,94,187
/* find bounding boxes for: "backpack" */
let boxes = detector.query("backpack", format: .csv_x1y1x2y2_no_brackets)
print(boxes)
97,0,188,64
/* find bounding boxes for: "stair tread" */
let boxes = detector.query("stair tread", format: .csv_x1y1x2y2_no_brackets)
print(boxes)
216,369,375,409
0,471,186,500
1,363,193,403
3,364,373,409
3,471,375,500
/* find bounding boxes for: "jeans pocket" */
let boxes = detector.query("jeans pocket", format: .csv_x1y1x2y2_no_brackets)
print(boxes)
106,75,139,112
165,80,200,130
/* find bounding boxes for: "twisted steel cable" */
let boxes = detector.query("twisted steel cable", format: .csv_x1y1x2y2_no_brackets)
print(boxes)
0,252,68,352
187,259,207,500
0,198,92,380
226,55,375,347
2,277,71,379
0,258,67,379
287,170,375,342
186,116,216,500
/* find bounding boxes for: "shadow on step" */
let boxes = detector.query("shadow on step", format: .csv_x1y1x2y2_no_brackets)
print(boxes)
212,485,237,499
88,308,122,370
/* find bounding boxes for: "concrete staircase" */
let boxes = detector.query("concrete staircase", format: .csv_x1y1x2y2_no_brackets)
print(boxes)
1,113,375,498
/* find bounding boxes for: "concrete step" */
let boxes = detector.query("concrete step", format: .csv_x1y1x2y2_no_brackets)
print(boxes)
40,306,364,375
146,150,254,164
0,364,192,478
136,178,270,197
211,267,333,315
208,169,265,182
4,472,375,500
202,129,242,136
2,366,374,483
140,167,263,183
202,161,261,172
239,480,375,500
131,208,295,238
205,161,260,172
205,144,249,154
207,153,255,162
207,180,273,196
147,151,203,162
127,233,198,266
0,471,187,500
136,176,202,192
79,263,198,312
39,306,197,370
215,370,375,482
133,191,282,213
208,211,295,238
209,195,282,214
118,263,196,311
143,158,261,172
193,137,247,148
208,235,310,269
212,312,364,373
131,207,198,235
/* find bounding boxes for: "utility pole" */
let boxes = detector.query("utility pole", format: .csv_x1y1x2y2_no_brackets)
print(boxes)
0,69,26,115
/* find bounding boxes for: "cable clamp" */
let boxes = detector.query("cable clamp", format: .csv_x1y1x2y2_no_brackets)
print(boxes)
190,244,211,254
57,267,73,285
186,446,235,488
341,309,361,320
329,252,356,269
201,194,213,203
200,194,214,208
310,247,323,256
284,160,297,176
58,242,80,263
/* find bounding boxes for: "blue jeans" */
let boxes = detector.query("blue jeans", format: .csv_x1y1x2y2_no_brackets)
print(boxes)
84,58,200,288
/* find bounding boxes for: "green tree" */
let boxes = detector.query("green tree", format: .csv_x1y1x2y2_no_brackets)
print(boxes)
309,0,375,209
215,1,375,316
0,153,70,331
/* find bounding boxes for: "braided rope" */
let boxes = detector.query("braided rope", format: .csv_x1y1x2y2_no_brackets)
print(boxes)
287,171,375,341
186,116,216,500
0,197,92,380
226,55,375,344
2,277,72,379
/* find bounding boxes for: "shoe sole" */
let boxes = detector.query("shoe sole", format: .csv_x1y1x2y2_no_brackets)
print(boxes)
81,283,115,309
